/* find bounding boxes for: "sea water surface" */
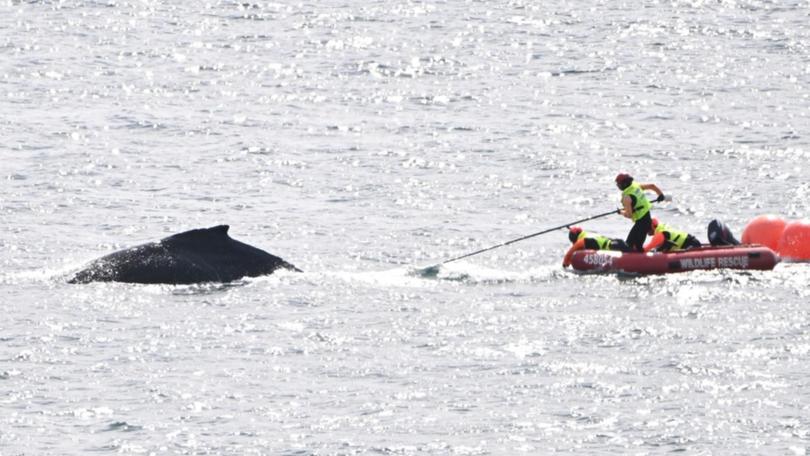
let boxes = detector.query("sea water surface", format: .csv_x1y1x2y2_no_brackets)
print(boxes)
2,1,810,454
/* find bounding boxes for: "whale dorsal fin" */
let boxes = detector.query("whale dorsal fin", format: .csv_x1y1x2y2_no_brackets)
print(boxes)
163,225,231,244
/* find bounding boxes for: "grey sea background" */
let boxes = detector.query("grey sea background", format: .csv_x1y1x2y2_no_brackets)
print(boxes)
2,1,810,454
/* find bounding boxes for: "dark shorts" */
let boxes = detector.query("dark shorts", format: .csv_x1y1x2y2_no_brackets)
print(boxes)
609,239,631,252
584,238,631,252
683,235,702,250
626,212,652,252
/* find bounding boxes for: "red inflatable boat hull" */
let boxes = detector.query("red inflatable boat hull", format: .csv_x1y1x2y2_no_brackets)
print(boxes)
570,245,779,274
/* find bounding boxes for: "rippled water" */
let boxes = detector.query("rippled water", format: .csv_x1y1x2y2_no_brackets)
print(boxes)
2,1,810,454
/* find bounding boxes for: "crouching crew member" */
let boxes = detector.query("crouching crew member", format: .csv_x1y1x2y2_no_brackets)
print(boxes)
643,218,702,252
563,226,630,268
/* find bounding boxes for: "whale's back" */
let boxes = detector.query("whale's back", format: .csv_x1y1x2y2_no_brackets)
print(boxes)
69,225,299,284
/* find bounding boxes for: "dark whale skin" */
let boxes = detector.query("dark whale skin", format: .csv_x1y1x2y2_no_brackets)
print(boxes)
68,225,300,284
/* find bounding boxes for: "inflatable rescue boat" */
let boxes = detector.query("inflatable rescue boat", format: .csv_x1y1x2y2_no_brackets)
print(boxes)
570,245,779,275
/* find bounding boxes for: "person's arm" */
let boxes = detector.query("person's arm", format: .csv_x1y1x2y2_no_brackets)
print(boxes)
563,239,586,267
643,232,665,252
640,183,665,202
621,194,634,219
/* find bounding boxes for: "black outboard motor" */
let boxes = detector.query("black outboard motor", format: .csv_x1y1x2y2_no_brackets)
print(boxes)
708,219,741,246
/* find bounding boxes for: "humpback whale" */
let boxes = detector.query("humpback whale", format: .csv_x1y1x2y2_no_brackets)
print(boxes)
68,225,300,284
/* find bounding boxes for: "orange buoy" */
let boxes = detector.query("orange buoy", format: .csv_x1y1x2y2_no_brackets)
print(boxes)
741,215,786,251
777,220,810,260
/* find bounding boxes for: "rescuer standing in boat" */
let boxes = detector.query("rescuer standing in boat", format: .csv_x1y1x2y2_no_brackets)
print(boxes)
615,173,665,252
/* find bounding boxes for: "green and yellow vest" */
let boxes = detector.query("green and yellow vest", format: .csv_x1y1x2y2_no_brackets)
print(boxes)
622,182,652,222
577,231,612,250
655,223,689,250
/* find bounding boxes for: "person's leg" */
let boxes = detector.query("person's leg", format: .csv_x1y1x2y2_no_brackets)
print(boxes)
684,235,702,250
626,213,652,252
610,239,631,252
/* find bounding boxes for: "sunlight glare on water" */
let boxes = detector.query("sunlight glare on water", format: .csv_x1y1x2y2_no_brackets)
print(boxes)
2,0,810,454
